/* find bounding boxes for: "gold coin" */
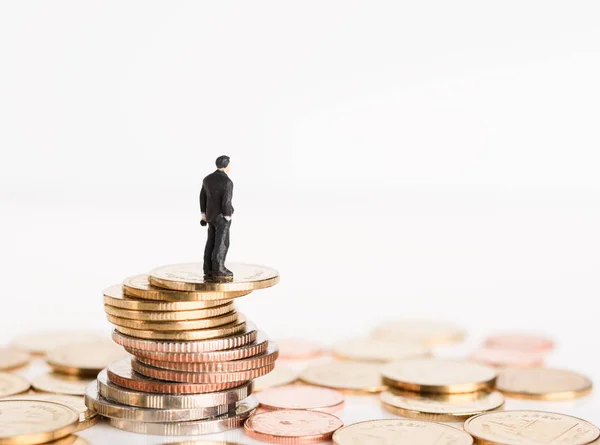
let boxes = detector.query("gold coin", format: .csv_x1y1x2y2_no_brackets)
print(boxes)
32,373,94,396
382,358,496,394
1,394,97,433
0,374,30,398
148,263,279,292
380,389,505,421
104,284,230,310
496,367,593,400
0,349,30,372
0,399,80,445
332,338,429,363
300,362,387,394
10,331,105,355
46,339,128,377
115,314,247,340
106,310,238,331
45,436,91,445
333,419,473,445
122,275,250,301
103,301,235,321
464,410,600,445
253,366,299,392
371,320,465,345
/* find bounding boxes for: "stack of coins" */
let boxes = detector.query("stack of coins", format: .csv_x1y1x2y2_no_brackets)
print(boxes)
85,262,280,435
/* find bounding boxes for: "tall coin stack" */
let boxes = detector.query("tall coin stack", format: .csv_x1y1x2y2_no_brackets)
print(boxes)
85,263,280,436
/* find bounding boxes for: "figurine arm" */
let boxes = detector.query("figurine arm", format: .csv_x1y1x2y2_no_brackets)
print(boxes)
222,180,234,220
200,184,207,220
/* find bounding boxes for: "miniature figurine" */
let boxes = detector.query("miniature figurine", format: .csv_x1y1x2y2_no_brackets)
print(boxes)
200,155,234,279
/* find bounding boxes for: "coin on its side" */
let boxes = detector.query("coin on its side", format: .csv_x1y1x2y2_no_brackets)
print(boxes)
300,362,387,394
0,373,30,398
485,333,554,352
333,338,429,363
276,340,323,360
104,301,235,321
496,367,593,400
333,419,473,445
380,389,505,421
46,339,128,377
148,263,279,293
0,348,30,371
245,410,343,444
257,385,344,413
382,358,496,394
464,410,599,445
0,400,80,445
372,320,465,346
32,373,94,396
10,331,106,355
106,311,238,331
253,366,299,392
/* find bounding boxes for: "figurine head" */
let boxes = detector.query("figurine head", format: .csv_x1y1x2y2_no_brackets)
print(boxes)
216,155,231,173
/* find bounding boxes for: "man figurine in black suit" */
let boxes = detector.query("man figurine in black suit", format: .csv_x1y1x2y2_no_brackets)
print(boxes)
200,155,234,279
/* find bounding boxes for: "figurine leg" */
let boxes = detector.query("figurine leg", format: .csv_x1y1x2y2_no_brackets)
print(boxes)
211,217,232,276
203,222,216,274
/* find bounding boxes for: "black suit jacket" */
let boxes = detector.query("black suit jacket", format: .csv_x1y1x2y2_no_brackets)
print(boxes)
200,170,234,223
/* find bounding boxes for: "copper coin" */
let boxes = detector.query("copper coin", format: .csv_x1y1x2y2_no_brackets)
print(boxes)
125,332,269,362
132,359,275,383
111,323,257,353
106,310,239,331
107,358,240,394
244,410,343,444
0,348,30,371
257,385,344,413
485,334,555,352
470,347,545,368
276,340,323,360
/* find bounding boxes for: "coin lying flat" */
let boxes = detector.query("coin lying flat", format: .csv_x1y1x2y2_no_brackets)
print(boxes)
276,340,323,360
111,324,257,353
31,373,94,396
464,410,600,445
107,311,239,331
123,274,250,301
332,338,429,363
97,369,252,409
104,285,230,311
253,366,299,392
300,362,387,394
149,263,279,292
496,367,592,400
46,339,128,377
333,419,474,445
380,389,505,421
0,348,30,371
485,334,554,352
0,373,30,398
244,410,344,444
470,348,545,368
0,400,80,445
44,436,91,445
382,358,497,394
257,385,344,413
10,331,105,355
104,301,235,321
108,396,258,436
163,442,243,445
372,320,465,346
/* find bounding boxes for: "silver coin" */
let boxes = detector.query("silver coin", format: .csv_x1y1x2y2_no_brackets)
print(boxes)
108,396,258,436
97,369,252,409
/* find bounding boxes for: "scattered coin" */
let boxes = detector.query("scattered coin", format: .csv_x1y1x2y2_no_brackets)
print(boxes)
382,358,496,394
253,366,299,392
380,389,505,421
104,284,230,311
470,347,545,368
44,436,91,445
372,320,465,345
257,384,344,413
46,339,128,377
0,348,30,371
332,338,429,363
300,362,387,393
333,419,474,445
107,310,239,331
496,367,593,400
31,373,94,396
464,410,599,445
160,442,242,445
0,399,80,445
104,301,235,321
10,331,105,355
108,396,258,436
276,339,323,360
0,373,30,398
148,263,279,293
244,409,343,444
485,333,555,352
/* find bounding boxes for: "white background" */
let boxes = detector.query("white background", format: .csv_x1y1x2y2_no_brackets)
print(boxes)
1,0,600,442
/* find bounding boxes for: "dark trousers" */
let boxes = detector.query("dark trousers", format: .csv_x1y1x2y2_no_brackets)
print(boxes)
203,216,231,273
